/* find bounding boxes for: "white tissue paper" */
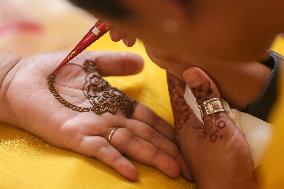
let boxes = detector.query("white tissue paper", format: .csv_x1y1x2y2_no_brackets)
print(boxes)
184,85,272,168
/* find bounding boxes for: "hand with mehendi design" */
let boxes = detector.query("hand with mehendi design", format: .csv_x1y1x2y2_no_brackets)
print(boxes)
167,68,258,189
0,51,191,181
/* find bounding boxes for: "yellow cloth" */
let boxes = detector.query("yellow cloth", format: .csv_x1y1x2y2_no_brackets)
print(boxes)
262,37,284,189
0,36,192,189
1,34,284,189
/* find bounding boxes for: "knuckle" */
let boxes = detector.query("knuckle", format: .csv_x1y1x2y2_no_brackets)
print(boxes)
82,122,105,135
90,137,109,149
96,144,114,159
147,146,160,163
140,126,155,140
59,124,81,136
137,142,160,163
148,130,159,144
56,124,83,148
112,128,133,145
81,137,107,156
110,153,122,165
117,128,131,137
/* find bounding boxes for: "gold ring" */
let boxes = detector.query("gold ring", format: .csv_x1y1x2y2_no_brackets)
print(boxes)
199,98,225,117
106,127,120,143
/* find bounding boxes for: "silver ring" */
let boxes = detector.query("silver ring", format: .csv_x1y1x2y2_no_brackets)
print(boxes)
199,98,225,117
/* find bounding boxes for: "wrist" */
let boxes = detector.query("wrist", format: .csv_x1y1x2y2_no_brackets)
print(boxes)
0,50,21,123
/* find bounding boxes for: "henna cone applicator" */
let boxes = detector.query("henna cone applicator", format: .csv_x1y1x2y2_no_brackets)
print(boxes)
53,20,109,74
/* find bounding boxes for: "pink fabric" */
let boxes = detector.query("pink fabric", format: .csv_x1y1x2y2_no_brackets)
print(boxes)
0,21,42,36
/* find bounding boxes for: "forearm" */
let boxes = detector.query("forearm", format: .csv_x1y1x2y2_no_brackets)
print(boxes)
0,50,21,122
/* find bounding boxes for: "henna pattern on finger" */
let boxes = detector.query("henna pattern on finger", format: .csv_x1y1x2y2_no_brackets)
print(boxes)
192,85,228,142
168,74,229,142
200,114,227,142
167,77,197,134
192,83,213,104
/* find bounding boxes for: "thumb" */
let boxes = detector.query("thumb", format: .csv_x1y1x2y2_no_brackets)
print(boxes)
183,67,237,142
91,52,144,76
49,51,144,77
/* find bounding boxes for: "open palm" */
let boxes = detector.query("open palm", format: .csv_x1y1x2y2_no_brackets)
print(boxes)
1,51,190,181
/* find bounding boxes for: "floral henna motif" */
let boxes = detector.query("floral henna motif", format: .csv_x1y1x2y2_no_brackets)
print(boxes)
167,74,228,142
48,60,137,118
82,62,137,117
167,77,194,133
192,86,227,142
192,83,213,104
201,115,227,142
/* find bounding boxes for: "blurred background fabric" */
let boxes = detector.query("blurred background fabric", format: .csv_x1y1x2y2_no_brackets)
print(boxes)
0,1,192,188
0,0,284,189
0,0,93,57
0,36,193,188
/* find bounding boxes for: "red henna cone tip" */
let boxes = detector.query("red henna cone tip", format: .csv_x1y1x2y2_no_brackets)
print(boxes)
52,20,109,74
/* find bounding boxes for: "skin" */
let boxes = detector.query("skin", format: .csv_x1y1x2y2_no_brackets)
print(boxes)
108,30,272,108
144,47,272,109
109,27,273,109
71,0,277,108
168,68,258,189
0,49,257,188
68,0,281,187
0,50,192,181
88,0,284,62
2,0,278,186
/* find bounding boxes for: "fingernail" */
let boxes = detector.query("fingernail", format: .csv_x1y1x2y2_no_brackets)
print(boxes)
70,0,131,19
110,32,122,42
183,68,202,88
